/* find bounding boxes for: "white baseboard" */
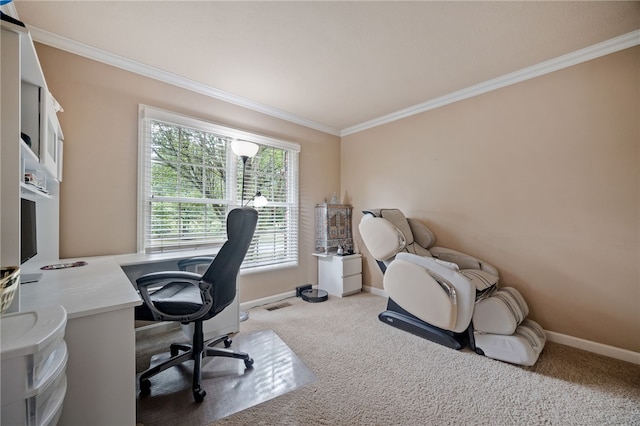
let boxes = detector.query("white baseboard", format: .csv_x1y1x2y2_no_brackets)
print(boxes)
362,284,386,297
545,331,640,365
361,285,640,365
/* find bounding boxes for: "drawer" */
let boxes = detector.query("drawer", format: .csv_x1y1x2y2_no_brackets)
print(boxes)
343,274,362,295
341,258,362,277
1,306,67,400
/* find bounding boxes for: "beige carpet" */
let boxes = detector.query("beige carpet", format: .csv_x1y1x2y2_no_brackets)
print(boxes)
137,292,640,425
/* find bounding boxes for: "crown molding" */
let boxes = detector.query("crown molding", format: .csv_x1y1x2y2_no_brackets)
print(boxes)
25,25,639,138
341,29,640,136
0,1,18,17
27,26,341,137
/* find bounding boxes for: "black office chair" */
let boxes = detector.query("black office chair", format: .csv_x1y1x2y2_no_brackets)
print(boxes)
135,207,258,402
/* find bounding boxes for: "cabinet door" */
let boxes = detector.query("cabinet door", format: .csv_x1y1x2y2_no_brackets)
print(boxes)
21,82,41,156
41,92,60,178
57,140,63,182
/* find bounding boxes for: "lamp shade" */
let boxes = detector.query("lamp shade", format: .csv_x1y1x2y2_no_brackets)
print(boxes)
231,140,259,158
253,194,268,207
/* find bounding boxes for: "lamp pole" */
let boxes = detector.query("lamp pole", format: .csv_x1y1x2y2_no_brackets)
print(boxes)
240,155,249,206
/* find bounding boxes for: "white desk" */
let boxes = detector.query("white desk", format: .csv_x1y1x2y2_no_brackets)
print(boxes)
19,249,237,426
20,257,141,426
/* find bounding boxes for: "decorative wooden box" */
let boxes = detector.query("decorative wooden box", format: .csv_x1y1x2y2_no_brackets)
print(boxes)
315,203,353,253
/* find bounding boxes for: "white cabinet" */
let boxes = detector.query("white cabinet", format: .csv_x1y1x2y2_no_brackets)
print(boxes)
2,18,63,313
39,87,63,180
21,82,64,190
314,253,362,297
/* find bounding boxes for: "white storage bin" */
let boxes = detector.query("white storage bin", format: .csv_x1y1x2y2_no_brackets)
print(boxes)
1,305,68,426
1,305,66,392
40,374,66,426
2,356,67,426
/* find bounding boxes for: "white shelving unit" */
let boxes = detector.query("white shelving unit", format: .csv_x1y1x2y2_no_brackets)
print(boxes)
21,140,53,198
1,18,63,313
1,14,137,426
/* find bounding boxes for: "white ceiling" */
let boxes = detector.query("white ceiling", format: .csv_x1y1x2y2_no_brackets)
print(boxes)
12,1,640,135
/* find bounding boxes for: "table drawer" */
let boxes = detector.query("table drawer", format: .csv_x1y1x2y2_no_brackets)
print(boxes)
341,258,362,277
343,274,362,295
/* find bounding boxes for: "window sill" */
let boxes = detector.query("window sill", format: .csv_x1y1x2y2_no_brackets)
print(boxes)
240,261,298,275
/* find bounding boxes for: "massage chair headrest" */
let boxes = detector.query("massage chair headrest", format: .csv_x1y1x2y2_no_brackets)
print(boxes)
360,209,436,261
359,214,406,261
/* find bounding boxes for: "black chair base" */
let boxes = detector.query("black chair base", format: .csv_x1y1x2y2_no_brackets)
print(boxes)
139,322,254,402
378,298,469,350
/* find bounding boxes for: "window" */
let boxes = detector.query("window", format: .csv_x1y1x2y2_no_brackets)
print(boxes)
138,105,300,270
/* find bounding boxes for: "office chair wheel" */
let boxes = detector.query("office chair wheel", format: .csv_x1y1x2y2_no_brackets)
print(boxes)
224,337,232,348
244,357,254,369
193,388,207,403
140,379,151,395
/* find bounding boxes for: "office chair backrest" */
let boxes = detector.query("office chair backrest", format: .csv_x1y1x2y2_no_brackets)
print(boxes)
201,207,258,319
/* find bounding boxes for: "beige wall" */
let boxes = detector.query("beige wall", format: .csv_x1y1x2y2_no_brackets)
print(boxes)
343,46,640,352
35,44,341,303
37,42,639,352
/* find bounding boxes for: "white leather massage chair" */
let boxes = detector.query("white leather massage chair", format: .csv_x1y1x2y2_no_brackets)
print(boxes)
359,209,546,366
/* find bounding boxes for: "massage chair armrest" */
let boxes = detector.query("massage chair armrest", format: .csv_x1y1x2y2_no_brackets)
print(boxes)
388,253,476,333
429,246,499,277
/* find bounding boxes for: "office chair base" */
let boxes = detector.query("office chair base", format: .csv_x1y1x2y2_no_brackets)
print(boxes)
193,386,206,402
138,333,254,401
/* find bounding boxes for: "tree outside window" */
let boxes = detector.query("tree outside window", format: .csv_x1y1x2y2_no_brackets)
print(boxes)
139,105,299,270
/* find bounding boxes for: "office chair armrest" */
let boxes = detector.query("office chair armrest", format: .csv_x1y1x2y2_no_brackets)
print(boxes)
136,272,214,322
136,271,202,289
177,256,215,271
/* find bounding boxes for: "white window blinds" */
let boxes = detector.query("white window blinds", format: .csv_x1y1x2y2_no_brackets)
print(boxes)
138,105,300,270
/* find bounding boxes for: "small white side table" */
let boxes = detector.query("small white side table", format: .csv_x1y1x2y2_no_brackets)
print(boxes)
313,253,362,297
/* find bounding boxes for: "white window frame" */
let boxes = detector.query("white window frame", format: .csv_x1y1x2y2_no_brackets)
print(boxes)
138,104,300,271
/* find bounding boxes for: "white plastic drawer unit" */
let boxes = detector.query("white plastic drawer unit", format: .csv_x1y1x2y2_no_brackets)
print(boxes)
1,305,68,426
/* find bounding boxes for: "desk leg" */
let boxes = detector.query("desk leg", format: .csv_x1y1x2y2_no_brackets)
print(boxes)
59,308,136,426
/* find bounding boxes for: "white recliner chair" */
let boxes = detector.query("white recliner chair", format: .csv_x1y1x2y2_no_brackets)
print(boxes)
359,209,545,366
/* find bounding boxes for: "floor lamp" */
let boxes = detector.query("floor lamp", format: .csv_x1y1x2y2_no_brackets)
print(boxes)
230,140,265,321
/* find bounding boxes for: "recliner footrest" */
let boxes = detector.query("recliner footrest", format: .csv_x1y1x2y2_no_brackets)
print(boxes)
473,286,529,335
473,319,546,366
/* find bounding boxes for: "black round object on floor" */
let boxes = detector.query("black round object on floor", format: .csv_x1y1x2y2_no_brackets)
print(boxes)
301,288,328,303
